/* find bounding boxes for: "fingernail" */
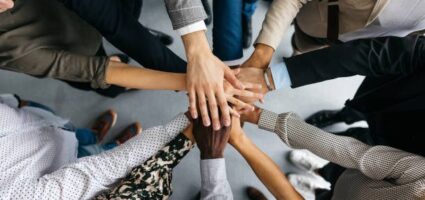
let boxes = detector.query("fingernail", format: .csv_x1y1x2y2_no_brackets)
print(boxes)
214,124,221,130
224,120,231,126
192,111,198,119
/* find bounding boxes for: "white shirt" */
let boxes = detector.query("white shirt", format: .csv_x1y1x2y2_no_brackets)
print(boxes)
0,97,190,200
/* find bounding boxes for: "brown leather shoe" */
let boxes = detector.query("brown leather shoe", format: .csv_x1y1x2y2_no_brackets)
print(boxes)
114,122,142,145
246,186,268,200
91,109,118,142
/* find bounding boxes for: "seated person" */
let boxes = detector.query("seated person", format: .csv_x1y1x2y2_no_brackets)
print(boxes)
238,36,425,157
240,107,425,199
0,0,261,126
0,93,193,199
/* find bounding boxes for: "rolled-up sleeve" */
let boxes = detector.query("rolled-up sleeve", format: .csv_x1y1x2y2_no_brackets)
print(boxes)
6,48,110,89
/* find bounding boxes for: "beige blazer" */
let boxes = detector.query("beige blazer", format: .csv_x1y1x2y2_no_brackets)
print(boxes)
255,0,389,50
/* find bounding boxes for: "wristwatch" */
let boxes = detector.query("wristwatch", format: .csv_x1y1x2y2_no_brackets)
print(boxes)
264,67,276,91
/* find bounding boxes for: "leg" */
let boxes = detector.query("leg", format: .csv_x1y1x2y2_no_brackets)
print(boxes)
242,0,258,48
305,106,366,128
101,122,142,151
315,163,346,200
213,0,243,62
75,128,98,146
61,0,187,72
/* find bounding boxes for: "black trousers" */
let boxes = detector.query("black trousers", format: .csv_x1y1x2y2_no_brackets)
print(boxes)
60,0,187,97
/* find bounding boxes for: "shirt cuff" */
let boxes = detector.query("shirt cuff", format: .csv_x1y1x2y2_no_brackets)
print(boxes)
270,62,292,90
176,21,207,36
258,109,279,133
200,158,227,183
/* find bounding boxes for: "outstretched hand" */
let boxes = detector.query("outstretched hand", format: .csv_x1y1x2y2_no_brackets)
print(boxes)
192,110,231,160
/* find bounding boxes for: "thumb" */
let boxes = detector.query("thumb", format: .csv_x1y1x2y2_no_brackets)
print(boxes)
224,67,244,90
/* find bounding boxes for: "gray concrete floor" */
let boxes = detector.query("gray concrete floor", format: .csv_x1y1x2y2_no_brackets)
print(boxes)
0,1,366,199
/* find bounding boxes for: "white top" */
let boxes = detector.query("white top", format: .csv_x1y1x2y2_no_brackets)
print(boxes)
340,0,425,42
0,97,190,200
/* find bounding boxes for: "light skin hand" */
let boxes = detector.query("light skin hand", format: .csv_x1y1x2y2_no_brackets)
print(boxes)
0,0,14,13
236,67,269,104
182,31,243,131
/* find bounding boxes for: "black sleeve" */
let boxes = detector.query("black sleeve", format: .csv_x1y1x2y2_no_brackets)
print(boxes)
286,36,425,88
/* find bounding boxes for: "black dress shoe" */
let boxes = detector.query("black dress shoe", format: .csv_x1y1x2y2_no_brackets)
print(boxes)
148,28,174,46
305,110,343,128
246,186,268,200
242,14,253,49
201,0,212,25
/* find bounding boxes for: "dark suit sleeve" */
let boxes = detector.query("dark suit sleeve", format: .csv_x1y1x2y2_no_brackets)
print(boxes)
286,36,425,88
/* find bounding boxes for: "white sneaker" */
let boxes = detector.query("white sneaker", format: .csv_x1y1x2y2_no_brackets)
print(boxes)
288,149,329,171
288,173,332,200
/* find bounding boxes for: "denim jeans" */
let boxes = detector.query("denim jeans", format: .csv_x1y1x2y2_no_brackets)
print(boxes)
212,0,243,61
212,0,258,61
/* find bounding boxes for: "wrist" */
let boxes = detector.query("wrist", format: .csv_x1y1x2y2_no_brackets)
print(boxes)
182,31,211,59
201,151,224,160
252,44,274,68
230,134,251,151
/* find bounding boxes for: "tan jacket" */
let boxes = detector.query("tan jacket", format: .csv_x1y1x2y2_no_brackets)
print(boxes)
255,0,389,50
0,0,108,89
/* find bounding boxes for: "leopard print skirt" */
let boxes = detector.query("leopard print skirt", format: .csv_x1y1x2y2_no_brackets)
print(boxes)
94,133,194,200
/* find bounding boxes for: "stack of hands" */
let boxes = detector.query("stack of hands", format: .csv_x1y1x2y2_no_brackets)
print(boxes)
184,31,274,132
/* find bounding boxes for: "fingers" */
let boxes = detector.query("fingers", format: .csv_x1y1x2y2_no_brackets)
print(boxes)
229,106,241,118
233,88,264,100
217,87,231,127
227,96,254,112
241,82,263,90
197,90,211,127
206,89,221,130
189,88,198,119
224,66,244,90
232,68,241,75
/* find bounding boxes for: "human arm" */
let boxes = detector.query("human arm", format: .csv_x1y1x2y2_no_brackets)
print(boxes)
0,114,190,199
182,30,245,130
242,0,311,70
284,36,425,88
229,117,303,200
95,126,195,200
192,110,233,200
256,109,425,184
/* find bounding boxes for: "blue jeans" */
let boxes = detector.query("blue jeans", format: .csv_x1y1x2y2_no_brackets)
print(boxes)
72,128,119,158
212,0,258,61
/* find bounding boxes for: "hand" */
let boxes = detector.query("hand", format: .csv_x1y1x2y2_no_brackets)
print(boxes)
236,67,269,104
193,112,231,159
241,44,274,69
224,69,264,114
183,31,243,131
240,106,263,125
0,0,13,13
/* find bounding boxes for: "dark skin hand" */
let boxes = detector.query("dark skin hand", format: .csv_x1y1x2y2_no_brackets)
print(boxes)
192,111,231,159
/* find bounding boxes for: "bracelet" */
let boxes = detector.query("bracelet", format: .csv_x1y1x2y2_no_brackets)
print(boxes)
263,68,274,91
